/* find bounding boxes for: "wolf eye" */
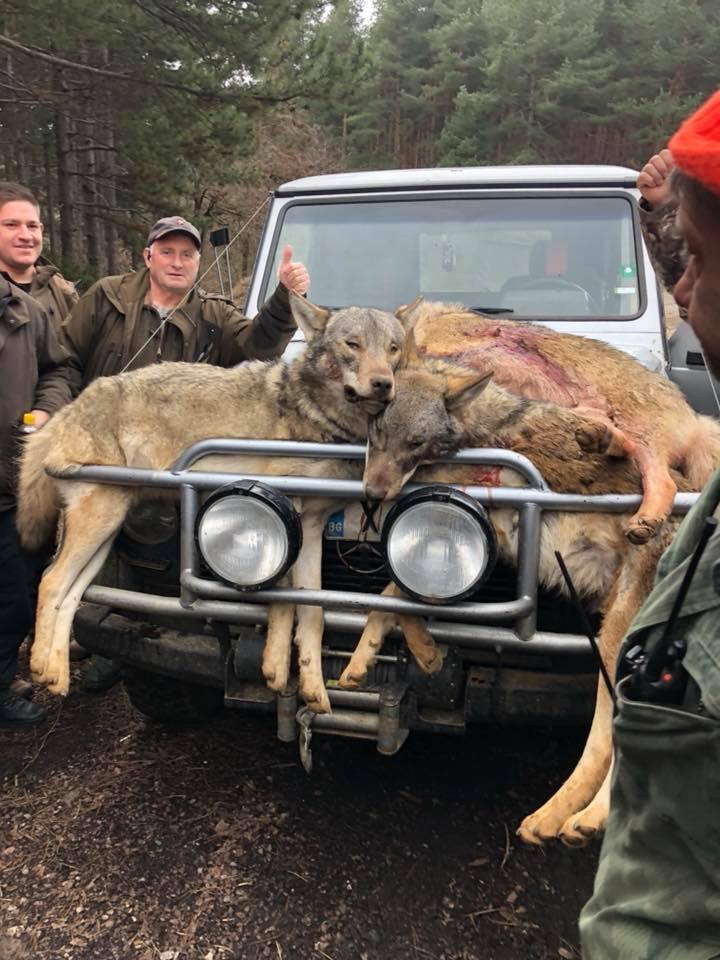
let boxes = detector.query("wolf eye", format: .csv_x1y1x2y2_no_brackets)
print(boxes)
410,437,425,449
345,340,360,350
389,342,399,353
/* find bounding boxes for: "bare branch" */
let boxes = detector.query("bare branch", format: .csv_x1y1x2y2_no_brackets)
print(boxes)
0,32,300,105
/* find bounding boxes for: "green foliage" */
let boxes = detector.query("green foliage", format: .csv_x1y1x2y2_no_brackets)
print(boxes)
0,0,718,276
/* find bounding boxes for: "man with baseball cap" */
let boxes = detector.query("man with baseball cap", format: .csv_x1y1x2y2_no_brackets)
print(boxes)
62,213,309,388
580,89,720,958
61,213,309,688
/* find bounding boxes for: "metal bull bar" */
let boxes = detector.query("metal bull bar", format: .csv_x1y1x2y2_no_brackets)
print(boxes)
70,439,699,759
69,437,700,648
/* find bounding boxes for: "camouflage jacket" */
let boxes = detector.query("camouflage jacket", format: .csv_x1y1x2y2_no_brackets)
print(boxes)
638,198,686,292
62,268,297,389
29,259,78,331
580,470,720,960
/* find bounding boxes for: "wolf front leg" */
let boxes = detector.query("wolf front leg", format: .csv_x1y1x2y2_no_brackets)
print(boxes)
340,583,443,688
339,584,398,688
262,586,295,693
293,503,335,714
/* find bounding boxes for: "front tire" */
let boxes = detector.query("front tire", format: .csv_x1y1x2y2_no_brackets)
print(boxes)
122,667,223,724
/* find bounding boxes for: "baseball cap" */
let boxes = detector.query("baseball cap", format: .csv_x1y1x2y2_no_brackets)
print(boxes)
146,216,201,249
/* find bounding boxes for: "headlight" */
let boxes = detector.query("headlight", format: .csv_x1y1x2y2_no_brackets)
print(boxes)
195,480,302,590
382,485,496,603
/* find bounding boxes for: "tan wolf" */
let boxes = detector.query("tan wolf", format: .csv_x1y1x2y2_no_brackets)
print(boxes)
17,294,410,712
343,350,702,846
407,300,720,542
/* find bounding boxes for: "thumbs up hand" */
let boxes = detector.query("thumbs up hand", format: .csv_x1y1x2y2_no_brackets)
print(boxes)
277,244,309,296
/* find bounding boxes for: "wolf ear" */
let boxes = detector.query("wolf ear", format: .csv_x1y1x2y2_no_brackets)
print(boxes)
395,296,424,332
444,371,493,413
400,327,422,367
290,290,331,340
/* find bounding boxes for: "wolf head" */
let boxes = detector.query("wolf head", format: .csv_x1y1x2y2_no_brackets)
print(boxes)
290,292,413,415
363,364,492,501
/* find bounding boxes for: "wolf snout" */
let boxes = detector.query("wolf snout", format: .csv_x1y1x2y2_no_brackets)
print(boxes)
344,376,394,404
370,375,393,398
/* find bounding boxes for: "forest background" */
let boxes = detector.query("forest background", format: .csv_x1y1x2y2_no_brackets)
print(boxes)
0,0,717,294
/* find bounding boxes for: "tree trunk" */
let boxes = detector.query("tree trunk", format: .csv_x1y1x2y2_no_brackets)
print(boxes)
53,67,80,266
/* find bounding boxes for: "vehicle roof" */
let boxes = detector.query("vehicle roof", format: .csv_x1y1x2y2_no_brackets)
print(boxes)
275,165,640,196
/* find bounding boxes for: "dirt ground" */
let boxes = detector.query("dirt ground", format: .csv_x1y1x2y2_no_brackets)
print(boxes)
0,661,599,960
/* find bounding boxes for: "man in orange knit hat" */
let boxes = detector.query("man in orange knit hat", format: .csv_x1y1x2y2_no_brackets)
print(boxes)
580,88,720,958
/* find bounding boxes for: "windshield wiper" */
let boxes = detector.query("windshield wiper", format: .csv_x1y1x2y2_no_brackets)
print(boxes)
469,306,515,315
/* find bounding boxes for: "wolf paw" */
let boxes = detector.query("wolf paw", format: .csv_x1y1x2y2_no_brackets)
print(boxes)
575,422,611,454
625,514,663,544
415,647,444,674
43,650,70,697
262,658,289,693
338,665,366,689
300,682,331,715
516,813,559,846
557,814,605,848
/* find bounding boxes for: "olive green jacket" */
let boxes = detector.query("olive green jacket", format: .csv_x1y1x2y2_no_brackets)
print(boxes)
0,277,78,510
30,259,79,331
580,471,720,959
62,268,297,388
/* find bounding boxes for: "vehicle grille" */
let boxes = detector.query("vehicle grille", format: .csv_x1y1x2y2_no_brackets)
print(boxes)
321,540,599,636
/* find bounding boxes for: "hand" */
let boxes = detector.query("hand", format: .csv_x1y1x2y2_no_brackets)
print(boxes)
30,409,51,430
277,245,309,296
637,149,675,209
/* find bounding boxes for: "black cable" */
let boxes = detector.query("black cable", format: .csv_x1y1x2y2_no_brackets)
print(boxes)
554,550,617,706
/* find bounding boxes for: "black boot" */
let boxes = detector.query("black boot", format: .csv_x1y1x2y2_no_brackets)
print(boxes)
0,695,47,727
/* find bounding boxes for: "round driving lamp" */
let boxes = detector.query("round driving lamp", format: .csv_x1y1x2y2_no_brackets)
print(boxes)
381,485,497,604
195,480,302,590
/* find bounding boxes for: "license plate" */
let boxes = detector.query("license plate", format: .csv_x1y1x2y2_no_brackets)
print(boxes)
324,503,384,542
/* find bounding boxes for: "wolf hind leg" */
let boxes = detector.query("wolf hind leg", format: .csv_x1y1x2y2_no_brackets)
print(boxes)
43,535,115,695
516,678,613,845
516,546,651,845
558,764,612,847
31,487,131,691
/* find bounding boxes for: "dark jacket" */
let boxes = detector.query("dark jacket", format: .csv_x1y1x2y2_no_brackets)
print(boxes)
0,278,78,510
62,268,297,388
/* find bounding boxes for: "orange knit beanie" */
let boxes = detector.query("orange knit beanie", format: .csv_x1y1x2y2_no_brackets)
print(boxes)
669,89,720,195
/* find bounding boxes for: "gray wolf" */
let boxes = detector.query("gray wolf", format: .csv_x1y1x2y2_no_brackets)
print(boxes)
405,299,720,542
345,347,702,846
17,293,409,713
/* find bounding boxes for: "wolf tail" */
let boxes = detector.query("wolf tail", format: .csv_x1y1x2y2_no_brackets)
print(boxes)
17,421,61,550
683,414,720,489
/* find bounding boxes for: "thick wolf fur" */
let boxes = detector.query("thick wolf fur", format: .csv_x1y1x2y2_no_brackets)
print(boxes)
407,300,720,542
17,294,409,710
345,357,699,847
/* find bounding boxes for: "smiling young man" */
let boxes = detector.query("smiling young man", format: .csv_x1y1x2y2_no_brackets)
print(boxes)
0,182,78,327
62,215,309,388
580,89,720,960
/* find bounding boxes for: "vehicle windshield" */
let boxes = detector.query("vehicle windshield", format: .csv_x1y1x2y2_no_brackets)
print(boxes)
263,195,641,319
